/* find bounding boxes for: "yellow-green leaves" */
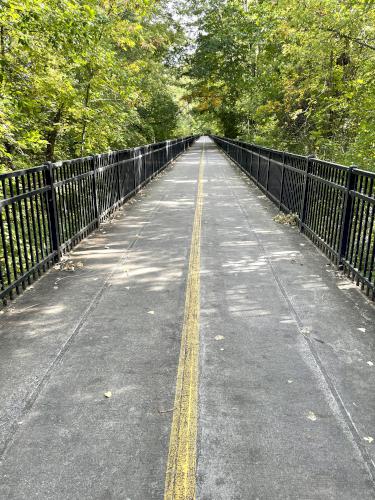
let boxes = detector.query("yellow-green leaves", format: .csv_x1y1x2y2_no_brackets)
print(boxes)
186,0,375,170
0,0,183,169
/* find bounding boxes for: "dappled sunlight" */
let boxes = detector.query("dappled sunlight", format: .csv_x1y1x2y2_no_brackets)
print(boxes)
219,240,258,248
165,180,197,184
221,257,268,274
337,281,359,291
8,347,36,359
227,304,271,317
254,228,283,235
42,304,66,315
300,281,329,291
280,318,297,324
269,250,300,258
157,199,194,208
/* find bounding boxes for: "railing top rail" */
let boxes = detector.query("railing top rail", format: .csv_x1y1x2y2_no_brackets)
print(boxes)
211,135,374,178
353,168,375,179
211,135,307,160
0,164,47,180
0,136,197,182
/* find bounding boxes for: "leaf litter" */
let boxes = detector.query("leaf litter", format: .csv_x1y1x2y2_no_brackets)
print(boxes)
273,212,299,226
307,411,317,421
54,257,84,272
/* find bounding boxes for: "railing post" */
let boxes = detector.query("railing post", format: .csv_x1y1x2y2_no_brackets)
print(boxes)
45,162,60,261
279,152,285,209
338,166,356,267
299,155,314,232
166,140,170,164
133,149,137,190
114,153,121,202
265,151,271,191
92,155,99,226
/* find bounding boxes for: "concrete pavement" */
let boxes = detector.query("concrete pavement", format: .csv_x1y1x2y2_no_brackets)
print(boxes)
0,138,374,499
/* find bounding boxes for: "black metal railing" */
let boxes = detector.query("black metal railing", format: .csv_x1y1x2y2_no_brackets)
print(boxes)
212,136,375,300
0,136,197,302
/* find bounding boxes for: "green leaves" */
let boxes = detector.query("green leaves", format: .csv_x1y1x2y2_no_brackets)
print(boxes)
2,0,373,170
186,0,375,170
0,0,185,169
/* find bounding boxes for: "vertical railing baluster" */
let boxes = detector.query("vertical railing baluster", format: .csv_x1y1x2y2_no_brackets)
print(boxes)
279,152,285,210
265,151,271,191
299,155,314,232
338,167,356,267
92,155,99,226
45,162,60,262
256,148,260,184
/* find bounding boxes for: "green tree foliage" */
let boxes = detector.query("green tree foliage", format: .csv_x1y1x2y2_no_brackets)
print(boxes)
186,0,375,170
1,0,374,171
0,0,186,171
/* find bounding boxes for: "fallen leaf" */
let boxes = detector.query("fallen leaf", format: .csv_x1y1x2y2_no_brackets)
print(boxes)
307,411,317,421
273,212,299,226
104,391,112,398
158,407,175,414
358,327,366,333
364,436,373,443
215,335,225,341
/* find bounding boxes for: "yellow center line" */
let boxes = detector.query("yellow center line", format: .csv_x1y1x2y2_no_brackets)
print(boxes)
164,142,205,500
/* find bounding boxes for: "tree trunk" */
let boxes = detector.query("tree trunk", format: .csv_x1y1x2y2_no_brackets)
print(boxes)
45,107,63,162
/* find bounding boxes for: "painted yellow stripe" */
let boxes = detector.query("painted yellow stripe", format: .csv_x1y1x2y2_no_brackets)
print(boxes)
164,142,205,500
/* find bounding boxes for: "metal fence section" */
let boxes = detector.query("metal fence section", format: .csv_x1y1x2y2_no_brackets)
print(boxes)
0,136,197,302
212,136,375,300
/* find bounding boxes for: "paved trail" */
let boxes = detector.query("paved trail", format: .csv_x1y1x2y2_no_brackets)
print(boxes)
0,137,374,499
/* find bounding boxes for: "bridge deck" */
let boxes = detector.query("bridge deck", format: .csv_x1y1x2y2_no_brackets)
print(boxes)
0,138,374,499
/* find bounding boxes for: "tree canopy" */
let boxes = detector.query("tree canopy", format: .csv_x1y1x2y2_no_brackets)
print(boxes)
0,0,189,169
185,0,375,170
0,0,374,171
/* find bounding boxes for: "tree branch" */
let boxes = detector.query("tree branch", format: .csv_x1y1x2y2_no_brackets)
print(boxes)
325,27,375,51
